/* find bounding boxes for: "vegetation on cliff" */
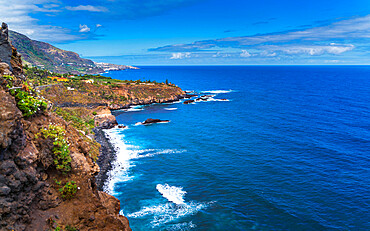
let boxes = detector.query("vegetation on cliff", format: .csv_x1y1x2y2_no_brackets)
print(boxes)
9,30,104,75
0,23,131,231
37,125,72,174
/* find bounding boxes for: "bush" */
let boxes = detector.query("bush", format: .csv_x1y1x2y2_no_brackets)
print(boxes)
12,89,48,117
39,125,71,173
92,111,97,116
65,225,78,231
59,181,78,200
55,108,95,134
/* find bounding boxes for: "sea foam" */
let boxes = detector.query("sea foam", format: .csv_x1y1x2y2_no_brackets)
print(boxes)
103,128,185,195
127,202,207,227
156,184,186,205
125,183,212,228
125,105,145,112
200,89,234,94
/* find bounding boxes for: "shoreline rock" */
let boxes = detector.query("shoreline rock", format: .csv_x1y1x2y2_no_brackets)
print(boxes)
183,99,194,104
142,118,170,125
93,127,116,191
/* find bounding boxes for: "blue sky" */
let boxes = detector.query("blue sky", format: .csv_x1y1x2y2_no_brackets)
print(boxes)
1,0,370,65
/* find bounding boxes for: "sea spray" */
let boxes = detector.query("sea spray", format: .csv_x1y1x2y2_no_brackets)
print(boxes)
102,128,136,194
102,128,186,194
156,184,186,205
127,184,211,228
200,89,234,94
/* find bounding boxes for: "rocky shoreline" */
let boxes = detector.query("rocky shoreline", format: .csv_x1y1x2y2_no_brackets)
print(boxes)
93,127,117,191
93,94,186,192
109,94,186,111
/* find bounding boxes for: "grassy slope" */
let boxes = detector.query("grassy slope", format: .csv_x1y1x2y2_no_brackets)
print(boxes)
9,31,103,74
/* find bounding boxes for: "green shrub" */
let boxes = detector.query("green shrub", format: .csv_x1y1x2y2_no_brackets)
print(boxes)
1,75,14,88
92,111,97,115
55,108,95,134
59,181,78,200
65,225,78,231
54,179,62,185
12,89,48,117
39,125,71,173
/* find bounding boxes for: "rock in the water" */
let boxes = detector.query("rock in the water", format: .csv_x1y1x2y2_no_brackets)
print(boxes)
184,94,197,99
142,118,170,125
118,125,127,129
183,100,194,104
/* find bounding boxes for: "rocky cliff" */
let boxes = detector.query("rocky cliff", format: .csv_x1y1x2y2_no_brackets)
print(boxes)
0,23,131,231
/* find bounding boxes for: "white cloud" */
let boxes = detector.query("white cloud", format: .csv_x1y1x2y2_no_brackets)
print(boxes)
263,44,354,56
170,52,191,59
0,0,80,42
240,50,252,57
66,5,108,12
324,60,340,63
260,51,277,57
79,24,90,33
152,15,370,53
220,15,370,46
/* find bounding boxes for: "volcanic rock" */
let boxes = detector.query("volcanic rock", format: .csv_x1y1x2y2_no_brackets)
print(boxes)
142,118,170,125
183,100,194,104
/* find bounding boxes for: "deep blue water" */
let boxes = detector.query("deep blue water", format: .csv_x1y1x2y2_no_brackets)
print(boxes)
103,66,370,230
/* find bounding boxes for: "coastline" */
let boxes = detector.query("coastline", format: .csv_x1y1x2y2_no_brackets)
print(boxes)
94,94,187,191
109,94,186,110
94,127,118,191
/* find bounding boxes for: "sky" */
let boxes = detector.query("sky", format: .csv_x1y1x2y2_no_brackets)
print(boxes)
1,0,370,65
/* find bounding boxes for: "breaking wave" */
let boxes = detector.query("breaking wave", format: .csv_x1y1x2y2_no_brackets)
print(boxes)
156,184,186,205
102,128,186,195
200,89,234,94
126,184,212,228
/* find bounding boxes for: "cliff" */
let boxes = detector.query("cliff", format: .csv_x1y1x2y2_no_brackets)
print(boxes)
9,30,104,75
0,23,131,231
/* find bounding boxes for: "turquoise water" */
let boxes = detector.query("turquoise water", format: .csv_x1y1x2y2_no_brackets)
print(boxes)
103,66,370,230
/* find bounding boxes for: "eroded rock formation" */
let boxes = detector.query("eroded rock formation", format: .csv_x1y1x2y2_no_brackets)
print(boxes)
0,22,23,76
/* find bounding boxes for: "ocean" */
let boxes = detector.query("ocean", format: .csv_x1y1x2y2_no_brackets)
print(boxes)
102,66,369,230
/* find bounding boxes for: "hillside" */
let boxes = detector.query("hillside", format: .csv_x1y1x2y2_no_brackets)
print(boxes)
9,30,104,75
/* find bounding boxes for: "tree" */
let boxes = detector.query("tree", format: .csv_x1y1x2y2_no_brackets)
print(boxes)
165,79,169,85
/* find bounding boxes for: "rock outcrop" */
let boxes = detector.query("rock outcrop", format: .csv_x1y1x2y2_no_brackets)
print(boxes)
0,23,12,71
183,99,195,104
94,114,118,129
0,23,23,76
142,118,170,125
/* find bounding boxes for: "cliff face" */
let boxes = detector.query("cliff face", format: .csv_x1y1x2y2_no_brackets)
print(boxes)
41,81,185,111
0,23,131,231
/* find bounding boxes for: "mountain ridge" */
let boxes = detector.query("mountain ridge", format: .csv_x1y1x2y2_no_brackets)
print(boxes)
9,30,136,75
